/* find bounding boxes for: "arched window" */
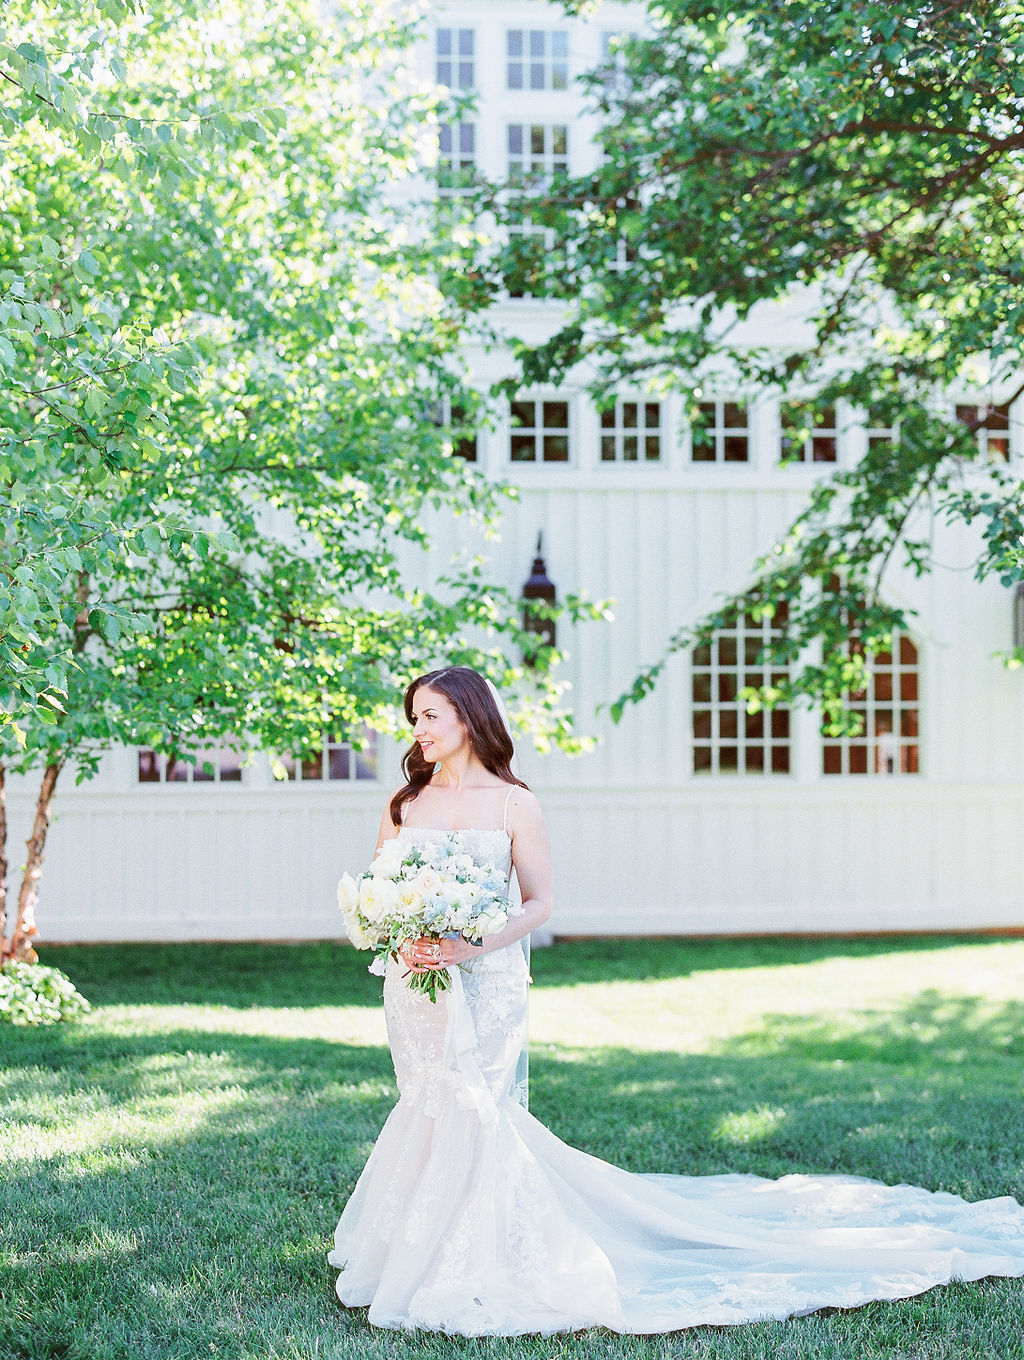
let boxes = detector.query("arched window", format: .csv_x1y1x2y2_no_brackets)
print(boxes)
692,605,791,775
822,630,920,775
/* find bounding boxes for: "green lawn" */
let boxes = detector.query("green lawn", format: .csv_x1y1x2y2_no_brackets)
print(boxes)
2,935,1023,1360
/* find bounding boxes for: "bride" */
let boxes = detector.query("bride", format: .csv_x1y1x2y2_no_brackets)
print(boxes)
329,665,1024,1336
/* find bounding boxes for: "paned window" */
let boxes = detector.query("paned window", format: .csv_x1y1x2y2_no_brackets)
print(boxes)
605,237,636,273
600,400,661,462
507,29,569,90
692,607,791,775
432,396,478,462
507,123,568,187
278,728,378,783
601,31,636,94
436,28,474,88
438,123,476,197
956,403,1011,463
138,747,243,783
692,400,749,462
781,405,838,462
866,411,899,453
505,126,568,297
510,398,570,463
822,632,920,775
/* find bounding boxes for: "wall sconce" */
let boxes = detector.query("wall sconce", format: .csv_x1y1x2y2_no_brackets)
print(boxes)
521,532,557,661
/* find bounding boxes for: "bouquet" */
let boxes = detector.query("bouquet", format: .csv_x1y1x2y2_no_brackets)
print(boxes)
337,835,512,1002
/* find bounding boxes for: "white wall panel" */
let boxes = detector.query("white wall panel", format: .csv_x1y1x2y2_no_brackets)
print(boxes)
10,0,1024,945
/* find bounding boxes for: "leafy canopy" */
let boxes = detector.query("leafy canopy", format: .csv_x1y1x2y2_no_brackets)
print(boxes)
494,0,1024,727
0,0,604,774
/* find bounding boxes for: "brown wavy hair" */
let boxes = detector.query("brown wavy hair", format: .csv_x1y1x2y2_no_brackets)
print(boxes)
389,667,529,826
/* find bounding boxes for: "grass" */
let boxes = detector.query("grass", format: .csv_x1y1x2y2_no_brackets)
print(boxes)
2,934,1023,1360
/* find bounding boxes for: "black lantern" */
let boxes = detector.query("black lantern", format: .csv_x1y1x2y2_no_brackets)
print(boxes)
1015,583,1024,651
521,532,557,659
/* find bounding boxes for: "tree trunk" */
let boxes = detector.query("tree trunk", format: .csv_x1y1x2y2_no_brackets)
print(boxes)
10,760,63,963
0,762,8,963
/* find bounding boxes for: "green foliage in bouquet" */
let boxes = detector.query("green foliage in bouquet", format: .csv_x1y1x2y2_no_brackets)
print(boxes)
0,960,91,1025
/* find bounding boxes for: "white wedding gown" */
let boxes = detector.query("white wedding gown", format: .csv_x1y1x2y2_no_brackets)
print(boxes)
329,826,1024,1336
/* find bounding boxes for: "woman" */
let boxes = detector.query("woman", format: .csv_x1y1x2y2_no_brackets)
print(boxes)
329,666,1024,1336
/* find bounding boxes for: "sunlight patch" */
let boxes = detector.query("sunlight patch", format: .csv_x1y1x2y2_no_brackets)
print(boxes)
714,1106,787,1145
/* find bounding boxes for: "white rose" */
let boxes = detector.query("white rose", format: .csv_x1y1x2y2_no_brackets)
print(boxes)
359,875,399,925
396,882,423,913
412,868,443,898
343,910,377,951
372,840,405,878
474,905,509,938
337,873,359,916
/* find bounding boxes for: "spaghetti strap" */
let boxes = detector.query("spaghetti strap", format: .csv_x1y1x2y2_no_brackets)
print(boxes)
502,785,514,833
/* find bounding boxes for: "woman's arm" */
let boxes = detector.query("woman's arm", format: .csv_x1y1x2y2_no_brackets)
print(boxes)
408,788,552,970
374,790,402,852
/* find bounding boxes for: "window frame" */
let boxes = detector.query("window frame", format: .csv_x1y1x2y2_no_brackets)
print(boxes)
780,401,841,465
437,121,477,199
136,746,245,785
275,726,380,785
821,631,922,778
435,27,475,90
691,397,751,464
690,607,793,778
954,401,1013,464
506,28,570,91
599,397,663,464
508,394,573,466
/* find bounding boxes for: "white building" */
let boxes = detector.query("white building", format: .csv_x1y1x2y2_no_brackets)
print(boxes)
14,0,1024,942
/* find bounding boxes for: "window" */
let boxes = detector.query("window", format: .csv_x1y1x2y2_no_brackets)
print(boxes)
822,631,920,775
866,410,899,453
692,400,749,462
601,31,636,94
507,29,569,90
956,403,1010,463
510,398,570,463
432,396,478,462
138,747,243,783
691,607,791,775
438,122,476,197
505,125,568,297
507,123,568,187
605,237,636,273
600,400,661,462
436,28,474,88
781,404,837,462
278,728,378,783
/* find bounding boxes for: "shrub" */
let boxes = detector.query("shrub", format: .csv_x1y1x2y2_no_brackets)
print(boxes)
0,961,92,1026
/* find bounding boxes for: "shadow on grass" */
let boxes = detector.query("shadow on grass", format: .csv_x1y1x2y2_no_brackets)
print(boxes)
35,934,1023,1011
3,985,1024,1359
35,940,383,1010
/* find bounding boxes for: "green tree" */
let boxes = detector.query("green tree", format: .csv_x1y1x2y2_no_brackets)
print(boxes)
0,0,600,967
0,3,229,729
495,0,1024,723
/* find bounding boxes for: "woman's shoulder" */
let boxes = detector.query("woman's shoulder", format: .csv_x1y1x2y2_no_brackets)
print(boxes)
504,784,544,823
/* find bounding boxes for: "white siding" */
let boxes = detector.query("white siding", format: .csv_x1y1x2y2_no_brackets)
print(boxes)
11,0,1024,942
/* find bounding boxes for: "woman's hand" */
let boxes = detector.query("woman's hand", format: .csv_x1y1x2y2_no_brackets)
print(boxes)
399,935,477,972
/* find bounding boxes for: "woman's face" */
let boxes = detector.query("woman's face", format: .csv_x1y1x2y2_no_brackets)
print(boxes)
411,686,469,763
